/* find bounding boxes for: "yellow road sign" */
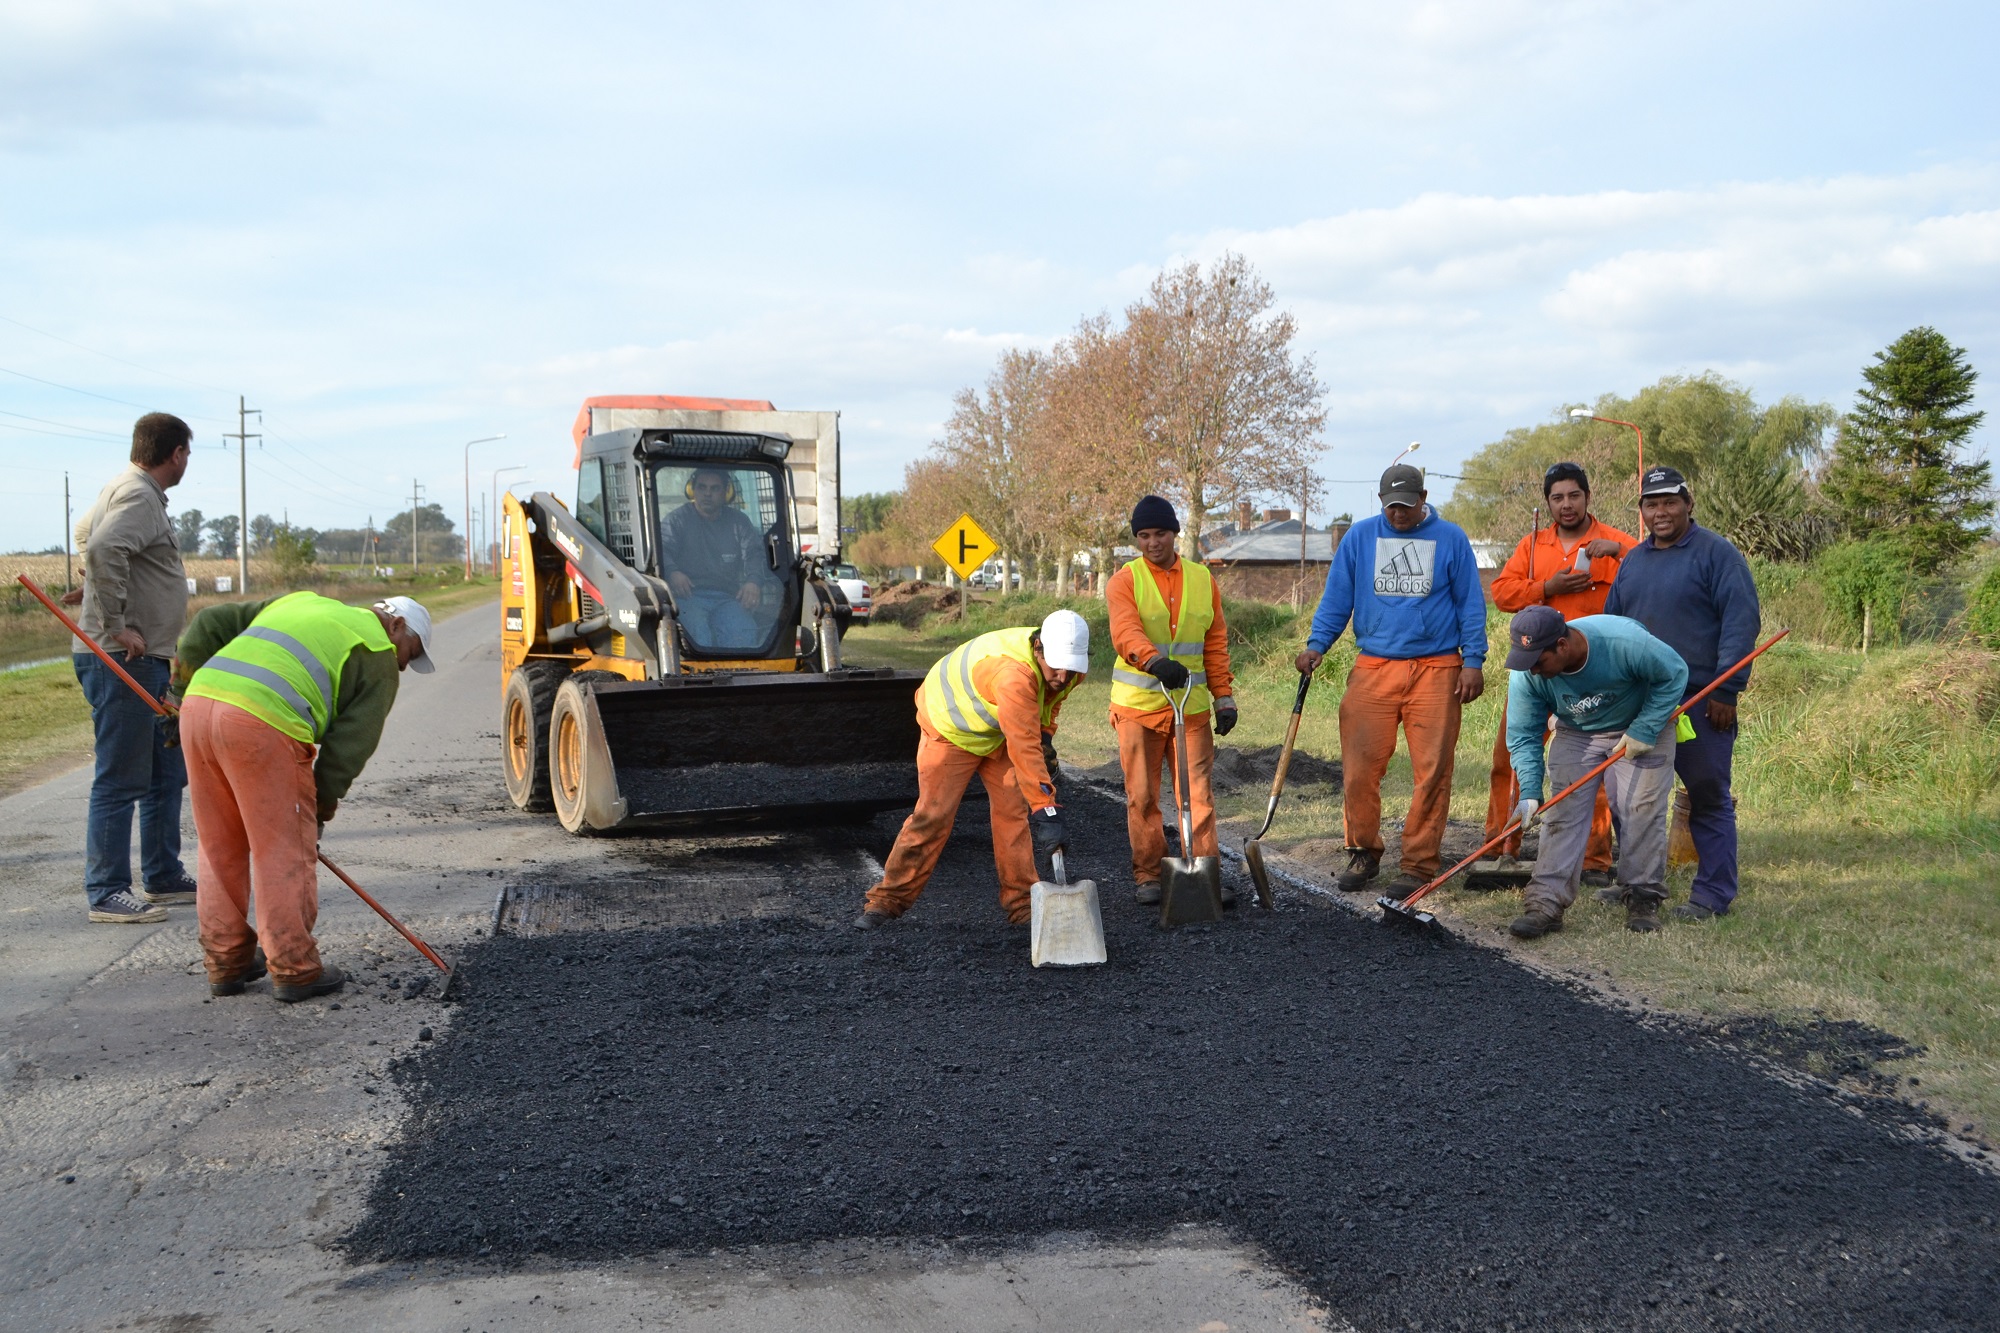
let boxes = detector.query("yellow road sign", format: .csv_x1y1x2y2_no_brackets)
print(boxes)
932,513,999,580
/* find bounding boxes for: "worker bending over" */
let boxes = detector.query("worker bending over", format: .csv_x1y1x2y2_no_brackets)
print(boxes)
1502,606,1686,939
857,610,1089,930
1107,495,1237,907
1485,461,1637,889
173,592,434,1002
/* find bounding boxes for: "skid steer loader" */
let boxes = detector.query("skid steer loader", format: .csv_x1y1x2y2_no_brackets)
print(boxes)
499,398,925,833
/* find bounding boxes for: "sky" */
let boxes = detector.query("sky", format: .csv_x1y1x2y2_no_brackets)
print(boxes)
3,0,1997,552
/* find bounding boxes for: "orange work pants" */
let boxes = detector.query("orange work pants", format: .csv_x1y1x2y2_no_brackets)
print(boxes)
1485,696,1614,869
1338,653,1462,879
1114,710,1216,886
182,696,326,986
864,730,1038,923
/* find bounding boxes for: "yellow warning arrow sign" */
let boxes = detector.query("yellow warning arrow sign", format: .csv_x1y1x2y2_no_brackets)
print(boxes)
932,513,999,580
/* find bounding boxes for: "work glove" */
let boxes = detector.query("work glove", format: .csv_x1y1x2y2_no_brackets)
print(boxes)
1212,698,1238,736
1511,798,1541,832
1620,732,1656,759
1030,806,1067,857
1145,655,1190,689
157,697,181,750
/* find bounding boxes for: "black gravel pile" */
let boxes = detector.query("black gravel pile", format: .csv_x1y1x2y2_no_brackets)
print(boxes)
350,787,2000,1330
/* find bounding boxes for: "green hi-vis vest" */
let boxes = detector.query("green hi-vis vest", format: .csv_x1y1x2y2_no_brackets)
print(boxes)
186,591,391,743
923,626,1065,756
1109,557,1214,715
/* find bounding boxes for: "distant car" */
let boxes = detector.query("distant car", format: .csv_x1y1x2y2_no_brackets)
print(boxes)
831,563,871,621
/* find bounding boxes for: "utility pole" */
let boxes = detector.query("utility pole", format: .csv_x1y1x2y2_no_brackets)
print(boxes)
223,395,261,593
63,473,73,593
463,434,506,579
411,479,425,575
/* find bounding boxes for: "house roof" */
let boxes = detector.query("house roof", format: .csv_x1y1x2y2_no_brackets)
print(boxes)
1206,529,1342,563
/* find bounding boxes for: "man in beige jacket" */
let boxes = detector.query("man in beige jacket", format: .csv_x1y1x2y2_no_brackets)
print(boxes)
73,413,197,924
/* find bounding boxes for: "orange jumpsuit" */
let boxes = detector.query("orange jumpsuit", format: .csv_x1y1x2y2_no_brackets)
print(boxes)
1107,559,1233,886
1485,517,1638,865
863,656,1074,924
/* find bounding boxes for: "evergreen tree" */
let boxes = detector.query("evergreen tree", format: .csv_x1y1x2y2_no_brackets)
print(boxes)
1823,326,1991,573
173,509,205,553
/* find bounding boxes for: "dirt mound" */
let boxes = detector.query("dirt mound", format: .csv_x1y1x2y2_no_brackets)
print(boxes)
1208,744,1341,793
869,581,963,627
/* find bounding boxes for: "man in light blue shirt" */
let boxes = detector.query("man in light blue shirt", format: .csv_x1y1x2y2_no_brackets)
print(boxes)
1502,606,1687,939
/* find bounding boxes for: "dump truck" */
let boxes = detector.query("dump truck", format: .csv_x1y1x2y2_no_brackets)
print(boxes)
499,395,925,833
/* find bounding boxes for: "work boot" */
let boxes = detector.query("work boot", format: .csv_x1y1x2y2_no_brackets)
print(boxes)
1508,905,1565,939
88,891,168,925
1625,888,1665,934
1591,882,1626,905
1581,868,1614,891
852,910,893,931
1672,902,1722,923
273,964,346,1004
209,948,269,997
1335,850,1380,892
142,872,199,906
1134,881,1162,907
1380,872,1424,902
1217,880,1238,909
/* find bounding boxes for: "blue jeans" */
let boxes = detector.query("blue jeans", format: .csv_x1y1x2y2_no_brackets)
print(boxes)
679,588,760,650
75,653,187,906
1675,694,1739,912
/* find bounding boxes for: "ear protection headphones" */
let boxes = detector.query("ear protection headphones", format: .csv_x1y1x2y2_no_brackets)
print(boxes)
684,470,741,504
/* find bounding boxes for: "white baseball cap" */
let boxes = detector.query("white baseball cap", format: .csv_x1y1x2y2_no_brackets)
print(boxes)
374,596,436,673
1038,609,1090,673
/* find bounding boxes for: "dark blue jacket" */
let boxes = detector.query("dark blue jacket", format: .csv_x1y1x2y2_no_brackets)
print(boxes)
1307,507,1487,665
1604,522,1761,702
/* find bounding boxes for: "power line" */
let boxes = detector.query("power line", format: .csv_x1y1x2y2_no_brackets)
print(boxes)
0,312,232,394
0,407,126,439
0,362,163,412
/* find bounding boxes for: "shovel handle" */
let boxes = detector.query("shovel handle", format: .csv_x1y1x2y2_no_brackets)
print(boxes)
16,575,173,715
316,852,452,974
1050,849,1067,887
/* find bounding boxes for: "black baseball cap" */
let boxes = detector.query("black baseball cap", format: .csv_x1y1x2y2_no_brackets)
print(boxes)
1505,605,1568,670
1543,461,1589,494
1639,465,1689,498
1379,463,1425,508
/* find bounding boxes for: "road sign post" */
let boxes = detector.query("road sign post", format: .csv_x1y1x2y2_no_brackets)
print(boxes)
932,513,999,583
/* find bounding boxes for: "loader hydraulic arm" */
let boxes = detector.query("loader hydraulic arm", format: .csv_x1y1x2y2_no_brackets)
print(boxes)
526,491,671,669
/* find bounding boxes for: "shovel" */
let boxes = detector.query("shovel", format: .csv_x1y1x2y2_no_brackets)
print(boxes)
1029,849,1107,968
1242,669,1312,909
1158,681,1223,927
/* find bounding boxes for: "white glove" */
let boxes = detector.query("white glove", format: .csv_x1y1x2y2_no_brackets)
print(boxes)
1512,798,1541,831
1621,732,1656,758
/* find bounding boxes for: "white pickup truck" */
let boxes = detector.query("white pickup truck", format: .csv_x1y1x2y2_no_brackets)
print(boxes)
830,563,871,621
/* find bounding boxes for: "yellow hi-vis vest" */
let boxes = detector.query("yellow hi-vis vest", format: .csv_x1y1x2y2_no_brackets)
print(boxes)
1109,556,1215,715
923,626,1064,756
185,591,391,743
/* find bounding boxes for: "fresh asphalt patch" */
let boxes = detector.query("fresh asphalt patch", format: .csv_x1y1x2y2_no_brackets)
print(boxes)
349,784,2000,1331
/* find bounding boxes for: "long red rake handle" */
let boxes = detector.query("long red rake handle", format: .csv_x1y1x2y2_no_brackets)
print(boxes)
1399,628,1791,911
16,573,451,974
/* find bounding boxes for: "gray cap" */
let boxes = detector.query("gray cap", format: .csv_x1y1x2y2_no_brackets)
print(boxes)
1505,605,1568,670
1379,464,1425,508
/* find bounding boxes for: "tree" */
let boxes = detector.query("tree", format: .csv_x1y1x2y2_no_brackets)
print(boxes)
204,514,240,559
843,493,898,537
936,348,1058,590
1124,253,1325,557
270,523,317,582
1039,312,1157,590
383,503,457,562
249,514,277,555
174,509,205,554
1823,326,1991,573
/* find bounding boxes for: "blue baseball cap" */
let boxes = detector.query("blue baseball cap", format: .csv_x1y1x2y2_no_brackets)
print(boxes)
1505,605,1568,670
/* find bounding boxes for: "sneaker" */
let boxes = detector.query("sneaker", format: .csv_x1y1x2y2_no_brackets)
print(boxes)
1672,902,1722,923
272,964,347,1004
1625,890,1664,934
1380,872,1425,902
1508,906,1564,939
142,872,198,906
1134,882,1162,906
89,891,168,925
852,910,893,931
209,948,269,997
1335,850,1380,892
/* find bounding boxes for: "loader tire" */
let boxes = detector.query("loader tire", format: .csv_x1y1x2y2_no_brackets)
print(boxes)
549,671,626,836
502,661,570,813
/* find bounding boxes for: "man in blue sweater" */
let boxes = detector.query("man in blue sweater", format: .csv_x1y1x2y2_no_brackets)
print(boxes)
1296,464,1487,898
1605,466,1762,920
1502,606,1687,938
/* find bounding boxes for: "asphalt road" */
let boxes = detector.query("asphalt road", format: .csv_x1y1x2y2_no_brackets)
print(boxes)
0,603,1331,1333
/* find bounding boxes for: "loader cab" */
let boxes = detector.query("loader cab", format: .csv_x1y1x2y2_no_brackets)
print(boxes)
576,428,804,662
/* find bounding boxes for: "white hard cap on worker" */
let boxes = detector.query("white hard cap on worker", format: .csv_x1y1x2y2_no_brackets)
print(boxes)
1038,609,1090,673
373,595,436,673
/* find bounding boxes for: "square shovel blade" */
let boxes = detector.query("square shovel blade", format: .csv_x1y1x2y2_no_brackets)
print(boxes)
1030,879,1107,967
1159,856,1223,927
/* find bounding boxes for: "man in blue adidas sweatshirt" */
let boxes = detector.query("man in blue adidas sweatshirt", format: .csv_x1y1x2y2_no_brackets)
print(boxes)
1605,465,1761,920
1295,464,1488,899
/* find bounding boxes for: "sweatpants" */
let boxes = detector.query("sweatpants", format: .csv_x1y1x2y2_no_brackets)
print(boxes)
1524,724,1676,915
1338,653,1462,879
864,729,1038,923
181,696,325,986
1677,698,1740,912
1114,710,1216,886
1485,695,1615,869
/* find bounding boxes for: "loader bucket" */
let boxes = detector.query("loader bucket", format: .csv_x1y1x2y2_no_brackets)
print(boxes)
561,668,926,832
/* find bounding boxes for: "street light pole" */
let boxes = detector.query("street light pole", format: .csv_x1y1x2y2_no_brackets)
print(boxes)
463,434,506,578
1569,408,1646,488
491,465,527,573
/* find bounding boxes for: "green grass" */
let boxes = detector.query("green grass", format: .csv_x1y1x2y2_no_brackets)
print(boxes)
847,597,2000,1139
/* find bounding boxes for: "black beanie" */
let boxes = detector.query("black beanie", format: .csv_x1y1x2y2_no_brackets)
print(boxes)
1131,494,1180,534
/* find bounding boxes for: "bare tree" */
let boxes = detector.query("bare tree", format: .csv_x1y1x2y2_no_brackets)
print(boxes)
936,348,1058,590
1126,253,1326,556
1040,313,1157,592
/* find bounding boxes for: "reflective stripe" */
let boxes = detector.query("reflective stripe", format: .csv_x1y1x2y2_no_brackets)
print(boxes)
953,645,1000,729
936,645,975,734
1154,640,1202,656
1112,667,1207,690
200,657,319,735
240,625,335,714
